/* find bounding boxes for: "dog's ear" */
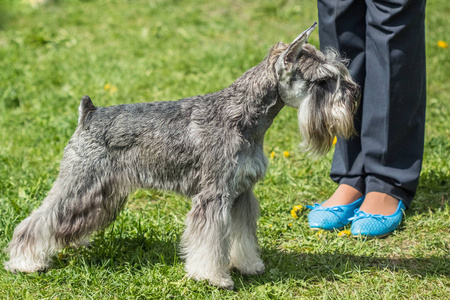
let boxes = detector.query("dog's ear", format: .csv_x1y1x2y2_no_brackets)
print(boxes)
276,22,317,73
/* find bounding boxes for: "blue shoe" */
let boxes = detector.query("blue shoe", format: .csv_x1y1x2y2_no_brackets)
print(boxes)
349,201,406,238
307,197,365,230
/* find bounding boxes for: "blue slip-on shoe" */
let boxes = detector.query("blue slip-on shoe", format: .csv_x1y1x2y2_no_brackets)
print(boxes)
349,201,406,238
307,197,365,230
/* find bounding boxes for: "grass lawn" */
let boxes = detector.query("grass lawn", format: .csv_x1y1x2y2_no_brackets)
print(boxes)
0,0,449,298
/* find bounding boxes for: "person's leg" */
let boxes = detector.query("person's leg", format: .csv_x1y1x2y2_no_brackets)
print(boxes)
317,0,367,206
359,0,427,215
360,192,399,215
322,184,363,207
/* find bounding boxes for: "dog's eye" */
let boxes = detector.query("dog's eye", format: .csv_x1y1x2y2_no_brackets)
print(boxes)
293,69,304,80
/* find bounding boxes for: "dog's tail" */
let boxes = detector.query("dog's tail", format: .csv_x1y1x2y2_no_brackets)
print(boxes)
78,95,96,125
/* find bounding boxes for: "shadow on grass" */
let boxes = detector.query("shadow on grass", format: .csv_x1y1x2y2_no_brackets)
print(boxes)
52,233,180,272
50,232,448,288
234,246,450,288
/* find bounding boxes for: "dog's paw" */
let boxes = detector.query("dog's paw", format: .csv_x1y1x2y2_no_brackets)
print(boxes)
187,269,235,290
230,259,265,276
4,260,46,274
208,276,235,290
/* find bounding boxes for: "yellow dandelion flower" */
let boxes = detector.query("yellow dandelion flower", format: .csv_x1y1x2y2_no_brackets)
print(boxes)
437,40,448,49
291,209,298,219
293,205,303,212
338,229,351,237
270,151,275,159
269,224,273,227
104,83,118,93
283,151,290,158
333,136,337,145
291,204,304,218
288,223,292,227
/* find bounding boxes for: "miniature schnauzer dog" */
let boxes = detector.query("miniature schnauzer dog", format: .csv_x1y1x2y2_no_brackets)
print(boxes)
5,23,359,290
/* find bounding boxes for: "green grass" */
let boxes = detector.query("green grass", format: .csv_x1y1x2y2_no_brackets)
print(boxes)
0,0,449,299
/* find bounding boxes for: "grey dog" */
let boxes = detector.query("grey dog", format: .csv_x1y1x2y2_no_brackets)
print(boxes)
5,23,359,290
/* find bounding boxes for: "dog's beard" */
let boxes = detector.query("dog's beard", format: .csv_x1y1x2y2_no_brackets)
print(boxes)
297,85,355,156
299,83,358,156
296,48,360,156
297,91,333,156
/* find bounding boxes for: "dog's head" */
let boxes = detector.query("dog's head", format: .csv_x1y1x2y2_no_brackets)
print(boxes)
273,22,360,155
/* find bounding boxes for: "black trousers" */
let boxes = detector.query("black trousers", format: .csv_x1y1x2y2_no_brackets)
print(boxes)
317,0,427,207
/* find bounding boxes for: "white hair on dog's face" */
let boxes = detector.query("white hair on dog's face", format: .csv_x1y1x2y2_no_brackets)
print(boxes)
297,46,359,155
275,29,360,156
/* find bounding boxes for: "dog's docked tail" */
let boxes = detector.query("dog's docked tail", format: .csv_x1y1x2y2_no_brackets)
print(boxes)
78,95,96,125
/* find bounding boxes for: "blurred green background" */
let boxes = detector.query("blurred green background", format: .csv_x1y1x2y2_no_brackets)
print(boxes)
0,0,449,298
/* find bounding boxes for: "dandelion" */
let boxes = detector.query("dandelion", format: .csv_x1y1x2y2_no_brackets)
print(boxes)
338,229,351,237
293,205,303,211
104,83,118,93
291,209,298,219
270,151,275,159
333,136,337,145
291,204,304,219
437,40,448,49
269,224,273,227
288,223,292,227
283,151,290,158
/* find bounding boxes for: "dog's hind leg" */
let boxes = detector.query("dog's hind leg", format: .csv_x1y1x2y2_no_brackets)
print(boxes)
4,187,63,273
5,164,128,273
181,192,234,290
229,190,265,275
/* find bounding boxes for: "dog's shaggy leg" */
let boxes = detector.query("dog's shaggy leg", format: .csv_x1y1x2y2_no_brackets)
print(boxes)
229,191,265,275
5,169,128,273
5,186,66,273
5,179,77,273
181,193,234,290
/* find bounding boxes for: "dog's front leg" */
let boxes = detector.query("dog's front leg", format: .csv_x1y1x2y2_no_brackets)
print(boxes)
181,192,234,290
229,190,265,276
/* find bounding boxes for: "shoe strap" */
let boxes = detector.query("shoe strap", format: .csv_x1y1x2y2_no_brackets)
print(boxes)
348,209,387,222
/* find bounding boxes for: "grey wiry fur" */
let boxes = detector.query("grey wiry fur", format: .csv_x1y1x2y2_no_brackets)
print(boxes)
5,23,359,290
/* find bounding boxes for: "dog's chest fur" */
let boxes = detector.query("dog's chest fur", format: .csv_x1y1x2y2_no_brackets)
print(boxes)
232,144,268,196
